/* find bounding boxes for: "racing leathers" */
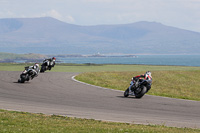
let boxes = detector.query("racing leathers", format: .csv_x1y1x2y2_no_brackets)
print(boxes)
27,64,40,78
43,58,56,70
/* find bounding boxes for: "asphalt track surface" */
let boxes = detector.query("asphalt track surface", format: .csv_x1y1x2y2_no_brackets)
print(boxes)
0,71,200,129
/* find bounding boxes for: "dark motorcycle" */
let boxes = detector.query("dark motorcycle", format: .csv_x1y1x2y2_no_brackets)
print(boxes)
40,60,55,73
18,67,37,83
124,78,152,98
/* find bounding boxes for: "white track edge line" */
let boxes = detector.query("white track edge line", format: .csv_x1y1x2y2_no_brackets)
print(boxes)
71,75,123,92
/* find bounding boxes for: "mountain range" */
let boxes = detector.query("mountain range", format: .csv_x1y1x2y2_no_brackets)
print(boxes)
0,17,200,54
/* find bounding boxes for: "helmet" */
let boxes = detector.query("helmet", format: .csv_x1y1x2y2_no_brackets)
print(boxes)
35,63,39,68
52,57,56,60
145,71,152,80
146,71,151,75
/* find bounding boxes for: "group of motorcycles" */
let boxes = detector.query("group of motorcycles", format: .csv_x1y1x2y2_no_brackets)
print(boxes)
18,57,56,83
17,56,151,98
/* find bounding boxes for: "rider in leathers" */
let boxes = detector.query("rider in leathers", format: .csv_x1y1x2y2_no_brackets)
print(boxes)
27,63,40,78
43,57,56,70
129,71,152,95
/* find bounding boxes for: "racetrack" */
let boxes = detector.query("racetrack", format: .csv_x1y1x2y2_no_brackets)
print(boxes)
0,71,200,129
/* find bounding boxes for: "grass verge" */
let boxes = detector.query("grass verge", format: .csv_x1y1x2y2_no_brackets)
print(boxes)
1,63,200,72
0,109,199,133
75,70,200,101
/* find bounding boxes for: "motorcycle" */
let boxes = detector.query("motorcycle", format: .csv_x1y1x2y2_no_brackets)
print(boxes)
40,59,55,73
124,78,152,98
18,67,37,83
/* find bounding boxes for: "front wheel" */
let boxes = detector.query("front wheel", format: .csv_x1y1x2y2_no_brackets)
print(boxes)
124,88,129,97
134,86,147,98
20,75,26,83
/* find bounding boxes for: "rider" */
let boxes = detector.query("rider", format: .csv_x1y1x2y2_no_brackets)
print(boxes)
28,63,40,78
134,71,152,81
129,71,152,95
51,57,56,67
43,57,56,69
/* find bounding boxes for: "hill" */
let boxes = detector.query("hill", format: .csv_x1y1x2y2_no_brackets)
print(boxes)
0,17,200,54
0,52,47,62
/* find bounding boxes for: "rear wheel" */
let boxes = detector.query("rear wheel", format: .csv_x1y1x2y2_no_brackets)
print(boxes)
124,88,129,97
40,65,46,73
48,66,52,70
134,86,147,98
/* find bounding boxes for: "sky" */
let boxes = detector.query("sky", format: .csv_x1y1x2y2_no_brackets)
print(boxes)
0,0,200,32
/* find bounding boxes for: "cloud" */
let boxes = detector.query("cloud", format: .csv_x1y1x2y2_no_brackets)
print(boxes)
41,9,62,20
65,15,75,23
39,9,75,23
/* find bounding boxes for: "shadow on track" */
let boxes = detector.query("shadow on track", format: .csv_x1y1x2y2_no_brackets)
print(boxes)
116,96,139,99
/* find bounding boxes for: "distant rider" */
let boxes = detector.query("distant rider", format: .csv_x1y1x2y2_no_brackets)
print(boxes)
129,71,152,95
43,57,56,70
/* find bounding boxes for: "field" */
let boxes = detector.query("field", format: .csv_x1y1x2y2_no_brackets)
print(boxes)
0,63,200,132
76,70,200,101
1,109,200,133
1,63,200,72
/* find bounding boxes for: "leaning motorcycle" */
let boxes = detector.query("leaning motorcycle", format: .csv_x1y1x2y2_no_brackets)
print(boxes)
40,60,55,73
124,78,152,98
18,67,37,83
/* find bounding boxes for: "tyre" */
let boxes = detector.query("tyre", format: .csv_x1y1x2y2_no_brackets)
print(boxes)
48,66,52,70
124,88,129,97
20,75,26,83
40,65,46,73
134,86,147,98
20,80,25,83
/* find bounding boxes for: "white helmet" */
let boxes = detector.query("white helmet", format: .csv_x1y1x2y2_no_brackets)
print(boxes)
35,63,39,68
145,71,152,80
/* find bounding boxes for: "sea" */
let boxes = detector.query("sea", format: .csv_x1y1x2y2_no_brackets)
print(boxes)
57,55,200,67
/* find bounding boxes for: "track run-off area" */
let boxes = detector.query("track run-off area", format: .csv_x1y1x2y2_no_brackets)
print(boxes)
0,71,200,129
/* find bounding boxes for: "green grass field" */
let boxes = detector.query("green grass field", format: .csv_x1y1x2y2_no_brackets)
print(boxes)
76,70,200,101
1,63,200,72
0,63,200,132
1,109,200,133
